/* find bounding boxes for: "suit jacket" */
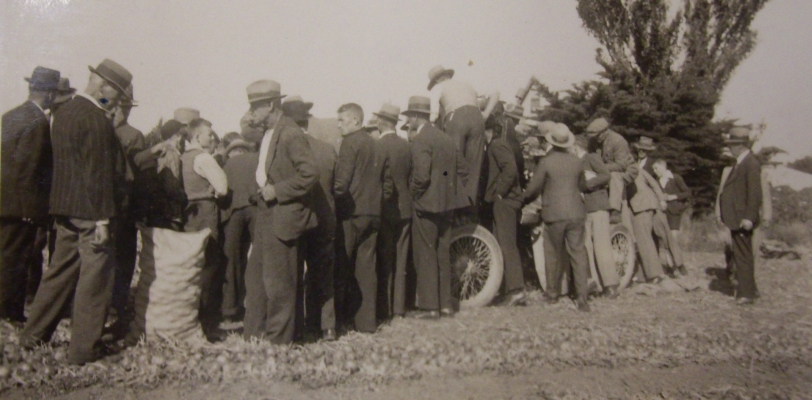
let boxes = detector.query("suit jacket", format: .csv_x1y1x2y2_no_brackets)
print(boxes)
660,172,691,216
334,129,384,219
629,169,665,213
261,116,319,241
49,96,125,221
484,135,522,208
523,149,586,223
639,157,655,178
410,123,468,214
1,101,53,222
306,134,337,235
221,152,260,221
720,152,762,230
378,132,412,220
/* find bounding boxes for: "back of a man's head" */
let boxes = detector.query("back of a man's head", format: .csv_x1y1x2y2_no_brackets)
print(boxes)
187,118,212,141
337,103,364,125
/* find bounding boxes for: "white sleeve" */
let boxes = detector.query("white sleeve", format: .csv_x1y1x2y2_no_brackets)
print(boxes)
194,153,229,197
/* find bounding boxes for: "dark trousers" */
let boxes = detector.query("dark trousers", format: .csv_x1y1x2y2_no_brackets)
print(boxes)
221,206,255,317
412,210,452,311
337,216,379,333
184,199,222,326
731,229,757,299
112,214,138,316
443,105,485,205
378,217,411,317
493,200,524,292
243,204,300,344
0,218,43,321
302,224,336,332
20,217,115,364
543,218,589,298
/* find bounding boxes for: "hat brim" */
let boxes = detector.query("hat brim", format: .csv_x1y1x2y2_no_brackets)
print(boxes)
633,144,656,151
249,94,287,104
24,77,60,91
373,112,400,123
545,131,575,149
427,69,455,91
401,110,430,117
724,137,750,145
88,65,129,99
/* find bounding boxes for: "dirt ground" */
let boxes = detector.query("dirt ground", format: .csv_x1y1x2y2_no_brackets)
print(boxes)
3,250,812,399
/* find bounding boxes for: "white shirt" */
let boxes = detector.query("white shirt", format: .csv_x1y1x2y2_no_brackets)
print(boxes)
658,169,674,189
736,149,751,165
429,79,478,123
256,128,274,187
186,141,228,197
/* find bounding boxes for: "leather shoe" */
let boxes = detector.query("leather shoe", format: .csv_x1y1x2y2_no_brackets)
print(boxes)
503,290,527,307
322,328,336,341
604,285,619,299
677,265,688,276
406,310,440,320
543,293,559,305
736,297,755,306
576,296,591,312
440,308,455,318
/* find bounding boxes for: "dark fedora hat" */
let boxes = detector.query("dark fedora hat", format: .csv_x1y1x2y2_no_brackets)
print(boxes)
88,59,132,98
281,95,313,122
401,96,431,117
25,66,60,91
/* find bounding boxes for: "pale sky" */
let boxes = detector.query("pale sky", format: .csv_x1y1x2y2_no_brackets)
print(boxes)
2,0,811,157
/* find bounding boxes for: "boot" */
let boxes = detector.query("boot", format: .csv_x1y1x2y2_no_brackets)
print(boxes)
604,285,619,299
576,296,591,312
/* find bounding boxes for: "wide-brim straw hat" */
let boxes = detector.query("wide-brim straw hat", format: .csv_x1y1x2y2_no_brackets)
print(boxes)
247,80,286,104
119,84,138,107
402,96,431,117
373,103,401,123
281,95,313,122
88,59,132,98
427,65,454,91
545,123,575,149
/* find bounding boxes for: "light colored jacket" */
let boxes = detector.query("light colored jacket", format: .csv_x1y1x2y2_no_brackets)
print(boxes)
629,169,666,213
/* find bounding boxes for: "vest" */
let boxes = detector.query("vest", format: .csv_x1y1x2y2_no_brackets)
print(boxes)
181,148,215,201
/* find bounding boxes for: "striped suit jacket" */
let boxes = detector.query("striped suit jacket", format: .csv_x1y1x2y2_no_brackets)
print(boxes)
49,96,125,220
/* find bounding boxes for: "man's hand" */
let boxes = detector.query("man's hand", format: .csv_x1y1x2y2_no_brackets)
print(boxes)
659,200,667,211
667,194,677,201
740,219,754,231
91,224,110,247
259,184,277,203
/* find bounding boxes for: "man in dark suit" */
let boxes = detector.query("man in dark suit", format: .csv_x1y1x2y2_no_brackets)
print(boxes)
110,84,146,331
719,126,762,305
282,95,338,341
334,103,385,333
1,66,60,323
483,110,525,306
523,123,591,312
242,80,318,344
405,96,468,319
20,59,131,364
373,104,412,319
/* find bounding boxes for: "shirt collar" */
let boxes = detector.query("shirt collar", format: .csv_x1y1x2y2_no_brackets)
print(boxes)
186,141,204,151
736,149,750,165
28,100,46,116
379,130,396,138
76,92,106,111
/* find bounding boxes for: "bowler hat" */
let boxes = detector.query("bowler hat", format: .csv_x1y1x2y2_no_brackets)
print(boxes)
225,139,253,154
119,84,138,107
724,126,751,145
174,108,200,125
53,77,76,104
585,118,610,134
633,136,656,151
281,95,313,122
545,123,575,149
401,96,431,116
25,66,60,91
427,65,454,91
88,59,132,98
505,104,524,120
373,103,401,123
247,80,286,104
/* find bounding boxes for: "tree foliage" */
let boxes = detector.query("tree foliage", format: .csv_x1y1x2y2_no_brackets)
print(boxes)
788,156,812,175
535,0,770,213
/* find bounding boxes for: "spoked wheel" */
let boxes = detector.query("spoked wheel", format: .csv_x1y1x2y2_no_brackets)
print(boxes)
610,224,637,289
450,224,504,309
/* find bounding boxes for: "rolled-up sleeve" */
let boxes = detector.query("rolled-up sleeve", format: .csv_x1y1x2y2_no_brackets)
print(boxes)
194,152,228,197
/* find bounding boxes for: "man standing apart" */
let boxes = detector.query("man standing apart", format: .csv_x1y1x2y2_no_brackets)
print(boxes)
523,124,591,312
584,118,638,224
334,103,384,333
1,66,60,323
406,96,467,319
21,59,131,364
719,127,762,305
374,104,412,318
427,65,484,211
243,80,317,343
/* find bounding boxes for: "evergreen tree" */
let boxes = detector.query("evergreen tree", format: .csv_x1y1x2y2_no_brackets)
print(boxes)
535,0,770,213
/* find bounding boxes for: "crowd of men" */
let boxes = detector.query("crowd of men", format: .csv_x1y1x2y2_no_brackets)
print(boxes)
1,61,763,365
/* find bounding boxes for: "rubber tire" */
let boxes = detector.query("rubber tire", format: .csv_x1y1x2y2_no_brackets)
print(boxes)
610,224,637,289
450,223,504,309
